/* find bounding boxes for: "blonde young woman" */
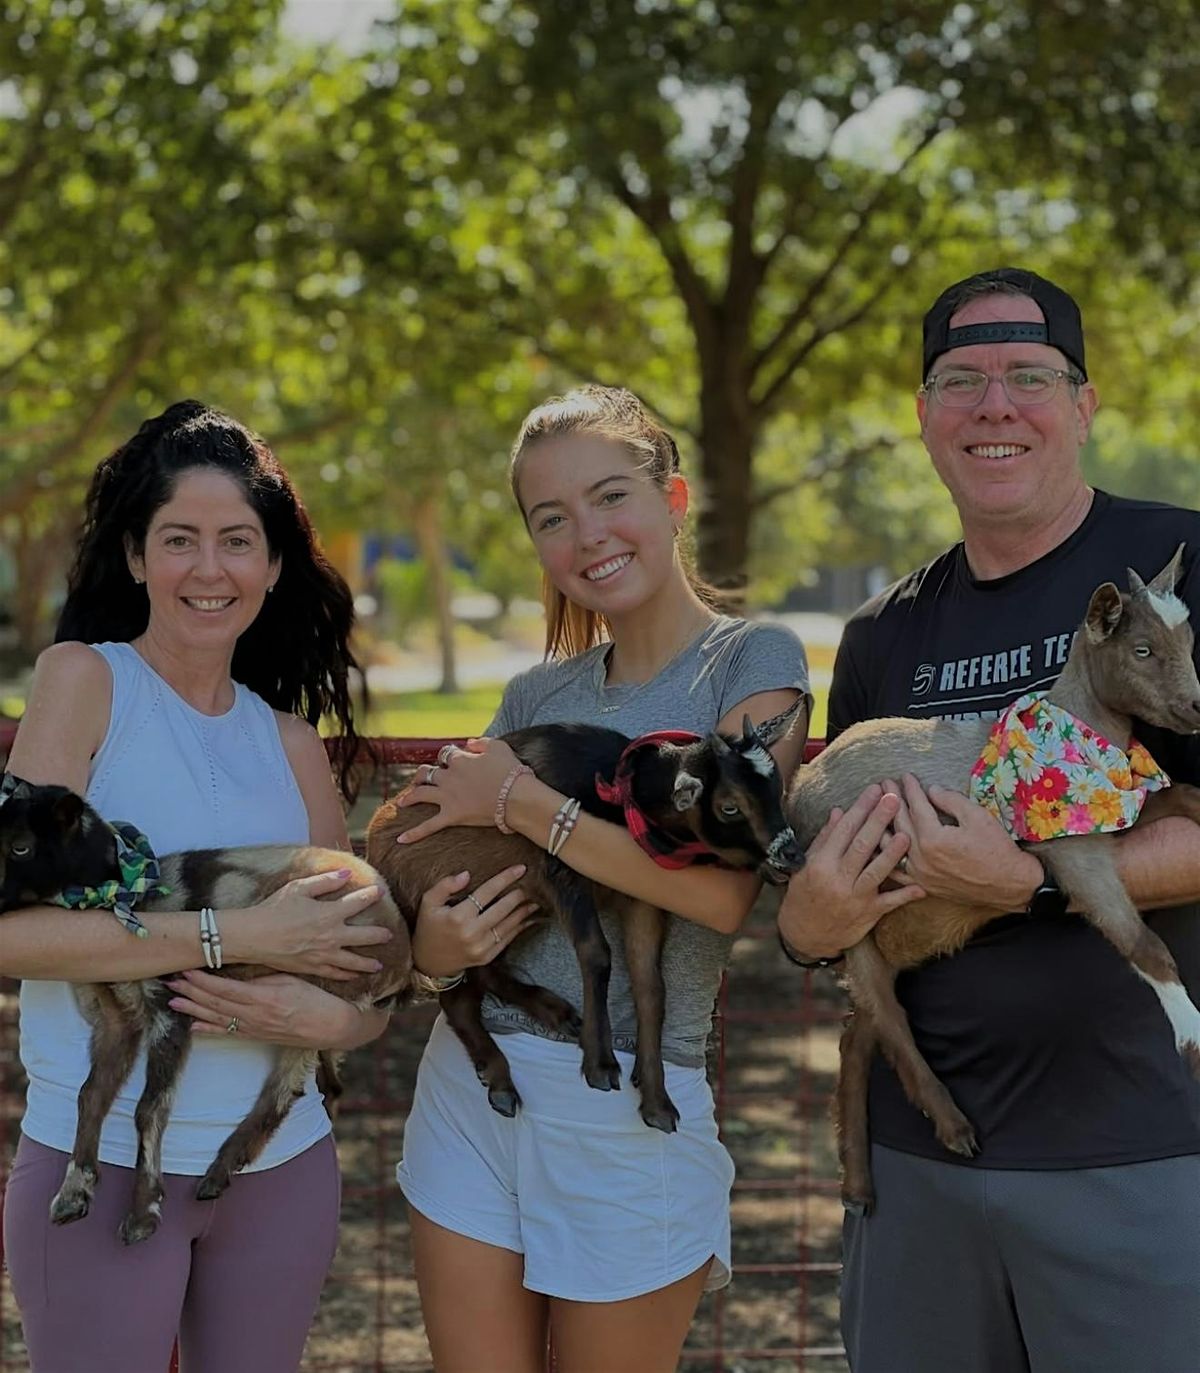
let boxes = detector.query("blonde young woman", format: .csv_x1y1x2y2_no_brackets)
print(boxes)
396,386,811,1372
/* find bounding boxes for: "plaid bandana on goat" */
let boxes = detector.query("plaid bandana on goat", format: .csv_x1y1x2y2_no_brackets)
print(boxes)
969,692,1170,843
594,730,719,869
48,822,169,938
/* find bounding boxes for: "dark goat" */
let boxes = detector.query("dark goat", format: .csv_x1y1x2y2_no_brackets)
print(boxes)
0,777,409,1243
367,709,801,1132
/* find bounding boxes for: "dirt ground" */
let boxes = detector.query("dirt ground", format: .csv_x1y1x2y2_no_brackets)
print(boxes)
0,846,851,1372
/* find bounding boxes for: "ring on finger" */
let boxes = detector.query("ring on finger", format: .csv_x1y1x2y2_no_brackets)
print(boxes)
419,763,437,786
492,927,500,946
464,893,484,916
896,854,911,875
226,1016,240,1034
437,744,457,767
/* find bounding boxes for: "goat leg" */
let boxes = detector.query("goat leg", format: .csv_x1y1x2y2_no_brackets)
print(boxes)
1041,836,1200,1077
845,938,978,1158
474,964,583,1041
120,998,193,1244
50,987,142,1226
440,975,524,1117
560,874,620,1092
619,900,678,1133
197,1049,316,1200
835,1011,878,1215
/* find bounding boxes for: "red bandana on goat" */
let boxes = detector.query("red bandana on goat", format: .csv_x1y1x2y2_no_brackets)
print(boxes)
594,730,719,869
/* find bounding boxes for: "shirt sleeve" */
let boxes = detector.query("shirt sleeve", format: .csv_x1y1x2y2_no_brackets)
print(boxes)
716,621,812,719
826,617,873,743
483,677,525,738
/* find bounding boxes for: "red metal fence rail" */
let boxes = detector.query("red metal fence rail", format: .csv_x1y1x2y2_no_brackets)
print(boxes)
0,732,848,1372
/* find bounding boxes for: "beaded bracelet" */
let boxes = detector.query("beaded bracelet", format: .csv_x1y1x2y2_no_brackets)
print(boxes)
494,763,534,834
777,928,844,970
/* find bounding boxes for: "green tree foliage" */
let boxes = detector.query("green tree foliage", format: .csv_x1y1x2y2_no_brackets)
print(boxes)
2,0,1198,663
359,0,1200,586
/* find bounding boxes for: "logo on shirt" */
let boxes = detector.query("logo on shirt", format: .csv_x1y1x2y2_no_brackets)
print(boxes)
911,663,936,696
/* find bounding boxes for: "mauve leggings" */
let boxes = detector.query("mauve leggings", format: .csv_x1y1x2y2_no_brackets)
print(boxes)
2,1132,340,1373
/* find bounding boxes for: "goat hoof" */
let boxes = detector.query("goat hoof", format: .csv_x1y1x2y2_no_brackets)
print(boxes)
938,1120,979,1158
119,1210,161,1246
583,1058,621,1092
49,1190,91,1226
195,1172,229,1202
486,1085,521,1117
640,1102,679,1134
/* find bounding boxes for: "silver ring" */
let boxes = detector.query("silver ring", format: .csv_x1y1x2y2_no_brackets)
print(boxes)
464,893,484,916
420,763,437,786
492,927,501,946
225,1017,240,1035
896,854,910,875
437,744,457,767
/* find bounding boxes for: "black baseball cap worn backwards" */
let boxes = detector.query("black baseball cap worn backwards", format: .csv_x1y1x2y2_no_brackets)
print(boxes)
922,267,1087,382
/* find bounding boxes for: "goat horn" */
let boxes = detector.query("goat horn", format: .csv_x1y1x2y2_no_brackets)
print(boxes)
752,695,805,749
1147,541,1186,594
1126,566,1149,598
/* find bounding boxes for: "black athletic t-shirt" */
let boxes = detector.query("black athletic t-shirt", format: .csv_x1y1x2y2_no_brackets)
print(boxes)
829,490,1200,1167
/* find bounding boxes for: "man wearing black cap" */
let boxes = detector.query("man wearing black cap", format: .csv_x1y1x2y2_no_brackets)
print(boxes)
779,268,1200,1371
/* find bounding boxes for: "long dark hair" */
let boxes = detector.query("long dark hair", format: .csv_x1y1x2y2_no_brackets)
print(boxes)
56,400,366,801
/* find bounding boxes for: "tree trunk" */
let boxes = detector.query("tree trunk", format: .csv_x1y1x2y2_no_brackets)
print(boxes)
412,491,459,694
695,358,757,596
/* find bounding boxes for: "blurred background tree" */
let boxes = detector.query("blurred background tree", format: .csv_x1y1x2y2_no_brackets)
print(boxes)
2,0,1198,686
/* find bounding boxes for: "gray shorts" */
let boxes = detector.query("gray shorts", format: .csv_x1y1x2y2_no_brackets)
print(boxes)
398,1014,734,1302
842,1144,1200,1373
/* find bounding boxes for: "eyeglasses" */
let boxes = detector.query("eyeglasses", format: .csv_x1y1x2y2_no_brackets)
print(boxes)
920,366,1083,408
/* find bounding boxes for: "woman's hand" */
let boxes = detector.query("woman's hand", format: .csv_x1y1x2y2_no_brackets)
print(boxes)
777,785,925,961
231,870,395,980
885,775,1043,913
166,970,364,1049
395,738,523,844
412,866,539,977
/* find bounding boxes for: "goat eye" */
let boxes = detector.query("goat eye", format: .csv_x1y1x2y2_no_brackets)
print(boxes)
719,802,740,818
10,842,30,857
1134,645,1153,659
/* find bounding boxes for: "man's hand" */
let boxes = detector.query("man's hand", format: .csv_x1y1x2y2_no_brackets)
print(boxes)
777,785,926,961
886,774,1044,912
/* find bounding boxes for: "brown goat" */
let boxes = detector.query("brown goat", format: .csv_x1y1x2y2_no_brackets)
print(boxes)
787,547,1200,1211
367,714,801,1133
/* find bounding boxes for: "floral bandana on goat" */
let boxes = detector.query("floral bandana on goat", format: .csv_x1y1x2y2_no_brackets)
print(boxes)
968,692,1170,842
594,730,719,869
47,822,169,938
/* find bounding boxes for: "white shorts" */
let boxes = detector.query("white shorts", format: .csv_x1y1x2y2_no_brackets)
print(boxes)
397,1014,735,1302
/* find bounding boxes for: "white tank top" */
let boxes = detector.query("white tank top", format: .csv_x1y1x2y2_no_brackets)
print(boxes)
18,641,327,1174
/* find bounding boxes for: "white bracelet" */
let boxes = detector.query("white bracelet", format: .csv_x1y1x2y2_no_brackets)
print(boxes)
548,797,582,857
199,906,223,970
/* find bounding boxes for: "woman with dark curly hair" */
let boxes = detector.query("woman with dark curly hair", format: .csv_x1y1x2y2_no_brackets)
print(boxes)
0,400,517,1372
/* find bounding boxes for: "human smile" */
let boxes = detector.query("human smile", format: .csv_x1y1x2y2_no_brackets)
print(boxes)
182,597,236,612
583,553,633,582
965,443,1030,459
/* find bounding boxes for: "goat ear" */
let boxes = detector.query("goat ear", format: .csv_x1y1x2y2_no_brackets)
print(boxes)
1148,542,1186,595
51,791,85,833
750,695,804,750
1084,582,1124,642
672,771,704,811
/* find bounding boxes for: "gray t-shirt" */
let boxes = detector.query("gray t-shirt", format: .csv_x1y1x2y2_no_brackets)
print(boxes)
482,614,811,1067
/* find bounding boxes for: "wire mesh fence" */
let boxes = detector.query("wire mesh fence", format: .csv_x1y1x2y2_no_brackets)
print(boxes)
0,737,850,1372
